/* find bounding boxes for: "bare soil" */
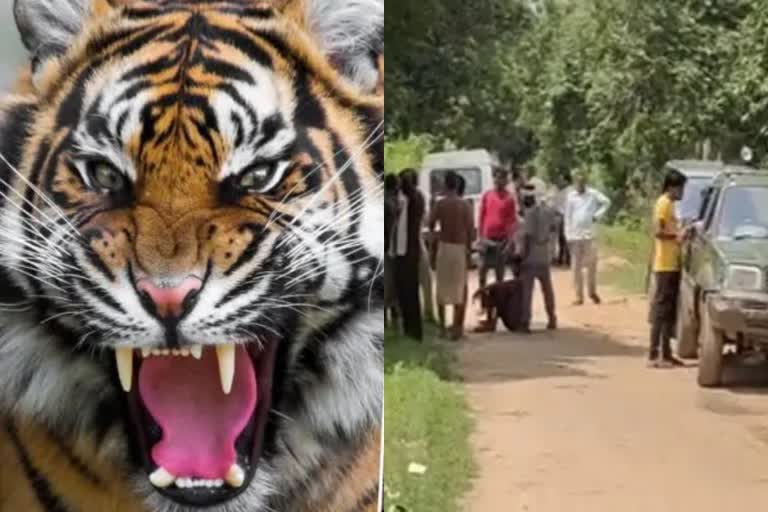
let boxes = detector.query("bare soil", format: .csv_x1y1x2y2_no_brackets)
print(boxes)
458,268,768,511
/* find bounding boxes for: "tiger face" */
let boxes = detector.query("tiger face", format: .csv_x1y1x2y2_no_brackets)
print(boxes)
0,0,383,510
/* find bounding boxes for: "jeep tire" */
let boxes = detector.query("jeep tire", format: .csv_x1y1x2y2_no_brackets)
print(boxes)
676,295,698,359
697,300,724,388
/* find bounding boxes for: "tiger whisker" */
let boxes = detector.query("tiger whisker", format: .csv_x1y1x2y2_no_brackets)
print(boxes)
0,230,80,273
0,150,82,236
0,188,79,250
269,409,296,423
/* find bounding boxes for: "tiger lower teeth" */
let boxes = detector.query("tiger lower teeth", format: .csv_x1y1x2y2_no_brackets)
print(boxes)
175,478,225,489
148,464,246,489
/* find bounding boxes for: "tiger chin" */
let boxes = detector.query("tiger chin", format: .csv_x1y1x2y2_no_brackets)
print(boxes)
0,1,383,511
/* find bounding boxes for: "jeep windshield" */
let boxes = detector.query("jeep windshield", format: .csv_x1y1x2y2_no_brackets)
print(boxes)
677,177,709,222
716,186,768,240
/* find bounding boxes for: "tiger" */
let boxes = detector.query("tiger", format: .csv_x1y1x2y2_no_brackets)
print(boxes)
0,0,384,511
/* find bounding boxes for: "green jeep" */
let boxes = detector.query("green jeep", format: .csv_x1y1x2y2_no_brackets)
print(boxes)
678,169,768,387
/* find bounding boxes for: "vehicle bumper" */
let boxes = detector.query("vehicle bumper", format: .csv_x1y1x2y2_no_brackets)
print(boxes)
708,292,768,339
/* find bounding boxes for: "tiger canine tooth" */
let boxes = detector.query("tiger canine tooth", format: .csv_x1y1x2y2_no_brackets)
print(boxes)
190,345,203,359
115,347,133,392
225,464,245,488
216,344,236,394
149,467,175,488
141,348,151,358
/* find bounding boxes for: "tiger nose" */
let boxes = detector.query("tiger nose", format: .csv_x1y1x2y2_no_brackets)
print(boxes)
136,276,203,318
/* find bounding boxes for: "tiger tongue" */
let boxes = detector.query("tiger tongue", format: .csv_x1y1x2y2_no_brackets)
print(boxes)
138,346,257,479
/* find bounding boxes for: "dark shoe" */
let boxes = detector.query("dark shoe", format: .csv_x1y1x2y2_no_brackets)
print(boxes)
517,326,532,335
662,356,685,367
590,294,602,305
547,319,558,330
572,299,584,306
473,323,495,333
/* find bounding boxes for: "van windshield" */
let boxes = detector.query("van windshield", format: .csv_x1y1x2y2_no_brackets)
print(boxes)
429,168,483,196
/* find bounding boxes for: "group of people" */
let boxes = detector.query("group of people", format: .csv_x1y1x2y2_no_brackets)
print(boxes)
385,162,697,371
470,169,612,334
384,164,613,342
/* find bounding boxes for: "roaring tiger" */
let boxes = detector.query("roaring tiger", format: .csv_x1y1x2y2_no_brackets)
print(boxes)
0,0,383,511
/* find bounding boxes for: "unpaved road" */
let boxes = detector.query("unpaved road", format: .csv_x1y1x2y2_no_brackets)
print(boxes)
458,268,768,512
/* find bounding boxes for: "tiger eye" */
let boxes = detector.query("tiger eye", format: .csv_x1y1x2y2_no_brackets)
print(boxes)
90,162,125,192
239,166,271,190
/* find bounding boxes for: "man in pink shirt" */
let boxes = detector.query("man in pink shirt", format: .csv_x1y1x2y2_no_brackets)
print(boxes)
478,168,518,289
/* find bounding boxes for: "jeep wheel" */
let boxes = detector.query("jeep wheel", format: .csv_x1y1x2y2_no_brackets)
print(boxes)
676,296,698,359
697,302,724,388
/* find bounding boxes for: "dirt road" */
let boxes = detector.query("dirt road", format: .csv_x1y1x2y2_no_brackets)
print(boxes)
458,268,768,512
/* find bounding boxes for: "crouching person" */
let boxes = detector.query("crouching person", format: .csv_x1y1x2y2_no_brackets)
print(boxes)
473,261,525,333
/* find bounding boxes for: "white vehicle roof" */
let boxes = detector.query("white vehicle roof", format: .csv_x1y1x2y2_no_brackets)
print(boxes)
421,149,498,170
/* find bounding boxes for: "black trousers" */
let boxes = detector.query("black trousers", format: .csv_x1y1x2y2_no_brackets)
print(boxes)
479,240,507,289
649,271,681,359
557,217,570,266
395,254,423,341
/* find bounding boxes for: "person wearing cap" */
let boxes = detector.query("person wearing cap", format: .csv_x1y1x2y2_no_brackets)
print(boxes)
516,183,558,333
564,171,611,305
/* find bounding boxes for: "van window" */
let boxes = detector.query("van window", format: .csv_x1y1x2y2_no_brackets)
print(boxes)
429,168,483,197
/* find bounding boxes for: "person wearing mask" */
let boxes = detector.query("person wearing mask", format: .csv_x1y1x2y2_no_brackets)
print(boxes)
649,170,689,368
517,184,558,333
428,172,474,340
564,171,611,305
392,168,425,340
384,173,400,329
478,167,518,289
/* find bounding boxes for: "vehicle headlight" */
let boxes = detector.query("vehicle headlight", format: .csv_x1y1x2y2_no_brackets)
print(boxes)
724,265,764,292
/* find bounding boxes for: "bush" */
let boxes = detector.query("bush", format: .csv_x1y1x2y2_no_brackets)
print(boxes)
384,134,435,174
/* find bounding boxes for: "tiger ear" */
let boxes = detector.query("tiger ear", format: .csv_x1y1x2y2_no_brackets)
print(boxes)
14,0,116,83
279,0,383,94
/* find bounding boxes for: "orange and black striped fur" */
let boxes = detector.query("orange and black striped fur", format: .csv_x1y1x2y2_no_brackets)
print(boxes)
0,0,383,511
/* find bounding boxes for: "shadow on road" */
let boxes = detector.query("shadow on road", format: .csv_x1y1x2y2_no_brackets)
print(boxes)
457,326,646,384
721,357,768,393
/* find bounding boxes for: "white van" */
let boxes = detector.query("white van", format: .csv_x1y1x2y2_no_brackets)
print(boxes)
418,149,503,230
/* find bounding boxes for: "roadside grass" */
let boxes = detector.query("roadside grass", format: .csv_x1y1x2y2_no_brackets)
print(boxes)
599,223,653,295
384,328,473,512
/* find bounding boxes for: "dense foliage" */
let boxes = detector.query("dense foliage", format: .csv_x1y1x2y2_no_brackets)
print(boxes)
387,0,768,209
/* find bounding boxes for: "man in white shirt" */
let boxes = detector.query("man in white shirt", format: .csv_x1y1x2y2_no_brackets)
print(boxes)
564,171,611,305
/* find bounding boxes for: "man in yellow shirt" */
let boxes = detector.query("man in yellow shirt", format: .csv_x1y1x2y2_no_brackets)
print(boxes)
649,169,689,367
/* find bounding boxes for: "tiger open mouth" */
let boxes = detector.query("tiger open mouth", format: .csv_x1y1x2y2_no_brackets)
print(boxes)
115,340,279,506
